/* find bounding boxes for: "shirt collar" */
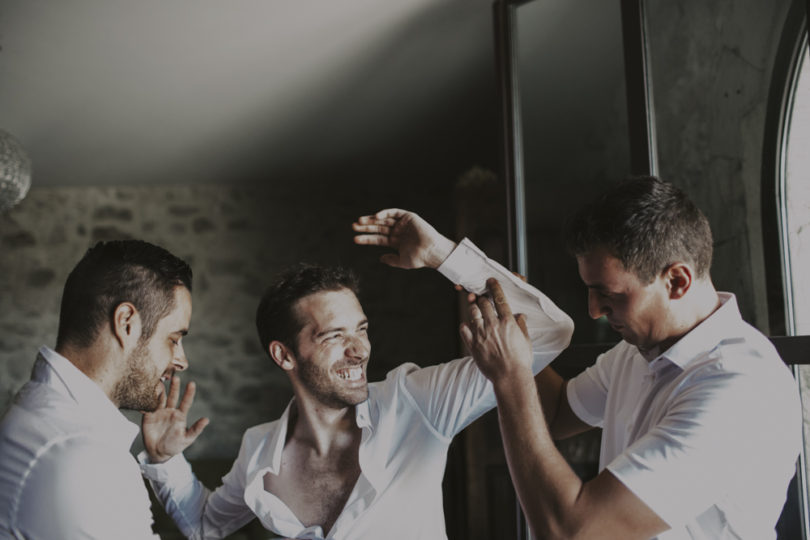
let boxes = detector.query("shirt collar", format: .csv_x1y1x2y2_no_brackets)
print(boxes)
653,292,744,371
264,397,382,490
36,345,141,448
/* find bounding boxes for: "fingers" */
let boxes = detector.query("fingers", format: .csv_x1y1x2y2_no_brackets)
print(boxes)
372,208,408,221
178,381,197,413
187,417,210,440
459,322,474,351
353,210,402,238
354,215,398,228
468,299,485,325
487,278,514,320
166,375,181,409
158,382,168,409
352,217,394,236
477,294,498,323
515,313,529,338
353,234,392,247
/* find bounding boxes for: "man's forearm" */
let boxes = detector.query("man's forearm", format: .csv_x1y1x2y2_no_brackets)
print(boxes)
493,371,585,540
534,366,565,435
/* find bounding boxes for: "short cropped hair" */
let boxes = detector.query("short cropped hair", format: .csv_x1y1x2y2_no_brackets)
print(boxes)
56,240,192,349
256,264,360,357
564,176,713,283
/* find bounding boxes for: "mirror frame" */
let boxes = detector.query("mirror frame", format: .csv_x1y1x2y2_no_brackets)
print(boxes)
493,0,657,278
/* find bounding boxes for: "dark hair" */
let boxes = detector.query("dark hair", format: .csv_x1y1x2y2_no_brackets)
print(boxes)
256,264,360,358
564,176,713,283
56,240,192,349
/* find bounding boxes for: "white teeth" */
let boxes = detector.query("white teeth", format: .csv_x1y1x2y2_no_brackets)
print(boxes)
338,367,363,381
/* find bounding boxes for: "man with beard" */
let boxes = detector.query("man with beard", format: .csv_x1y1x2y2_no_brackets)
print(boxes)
139,209,574,539
0,240,204,539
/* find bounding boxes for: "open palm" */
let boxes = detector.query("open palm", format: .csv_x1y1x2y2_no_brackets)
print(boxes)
353,208,455,269
142,376,209,463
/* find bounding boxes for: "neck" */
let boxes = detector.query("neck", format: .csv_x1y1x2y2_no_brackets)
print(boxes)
55,340,122,405
289,396,359,457
644,280,721,356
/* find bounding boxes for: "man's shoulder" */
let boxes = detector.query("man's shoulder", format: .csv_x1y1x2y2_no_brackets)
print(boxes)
380,362,422,382
589,341,639,370
0,422,134,503
0,383,87,451
704,327,796,397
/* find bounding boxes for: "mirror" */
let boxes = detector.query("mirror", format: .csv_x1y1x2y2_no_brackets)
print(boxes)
515,0,636,344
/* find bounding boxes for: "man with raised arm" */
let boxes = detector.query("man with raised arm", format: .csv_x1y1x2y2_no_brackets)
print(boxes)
0,240,204,539
462,176,802,539
139,209,573,539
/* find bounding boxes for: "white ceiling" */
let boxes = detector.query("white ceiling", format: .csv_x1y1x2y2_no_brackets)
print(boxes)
0,0,494,186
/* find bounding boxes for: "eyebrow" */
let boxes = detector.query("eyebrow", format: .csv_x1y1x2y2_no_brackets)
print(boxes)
314,319,368,338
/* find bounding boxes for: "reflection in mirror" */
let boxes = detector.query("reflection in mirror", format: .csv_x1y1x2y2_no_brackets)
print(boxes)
515,0,633,344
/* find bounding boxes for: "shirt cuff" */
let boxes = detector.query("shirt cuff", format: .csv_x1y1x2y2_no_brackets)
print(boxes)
437,238,525,295
138,451,194,484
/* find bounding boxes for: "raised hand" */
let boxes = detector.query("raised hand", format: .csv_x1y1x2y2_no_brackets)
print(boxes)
352,208,456,270
141,376,209,463
460,278,533,385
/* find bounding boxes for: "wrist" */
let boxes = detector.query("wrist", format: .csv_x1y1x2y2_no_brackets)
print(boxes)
146,450,171,464
491,364,535,397
427,237,456,269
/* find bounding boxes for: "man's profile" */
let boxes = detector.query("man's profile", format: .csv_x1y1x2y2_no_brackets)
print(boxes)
463,176,802,539
0,240,205,539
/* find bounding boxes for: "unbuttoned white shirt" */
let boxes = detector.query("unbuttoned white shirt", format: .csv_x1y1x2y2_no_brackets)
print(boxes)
0,346,158,540
567,293,802,539
140,238,575,539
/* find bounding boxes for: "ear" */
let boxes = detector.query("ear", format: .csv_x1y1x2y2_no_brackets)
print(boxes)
664,263,692,300
269,340,296,372
112,302,142,350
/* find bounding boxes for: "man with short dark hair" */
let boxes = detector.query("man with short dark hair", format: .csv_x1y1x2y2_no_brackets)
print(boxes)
0,240,205,539
464,176,802,539
139,210,575,539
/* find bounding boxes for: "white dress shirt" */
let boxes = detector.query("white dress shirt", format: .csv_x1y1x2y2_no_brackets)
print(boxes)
0,346,158,540
567,293,802,539
140,238,575,539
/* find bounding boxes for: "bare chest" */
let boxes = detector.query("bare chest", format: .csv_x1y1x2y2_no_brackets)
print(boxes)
263,445,362,533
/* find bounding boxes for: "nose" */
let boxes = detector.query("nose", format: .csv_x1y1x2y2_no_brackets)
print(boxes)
345,334,369,360
173,344,189,372
587,290,609,320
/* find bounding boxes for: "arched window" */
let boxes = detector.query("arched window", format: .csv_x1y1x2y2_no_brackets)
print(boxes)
781,35,810,334
763,3,810,537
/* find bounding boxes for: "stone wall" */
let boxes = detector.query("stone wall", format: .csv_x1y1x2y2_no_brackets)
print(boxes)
646,0,794,330
0,183,461,459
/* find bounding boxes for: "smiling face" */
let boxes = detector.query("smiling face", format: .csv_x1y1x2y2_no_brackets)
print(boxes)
114,286,192,411
289,288,370,409
577,247,673,353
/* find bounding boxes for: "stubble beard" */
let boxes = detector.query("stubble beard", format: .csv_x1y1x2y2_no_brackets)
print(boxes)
113,341,163,411
297,356,369,410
